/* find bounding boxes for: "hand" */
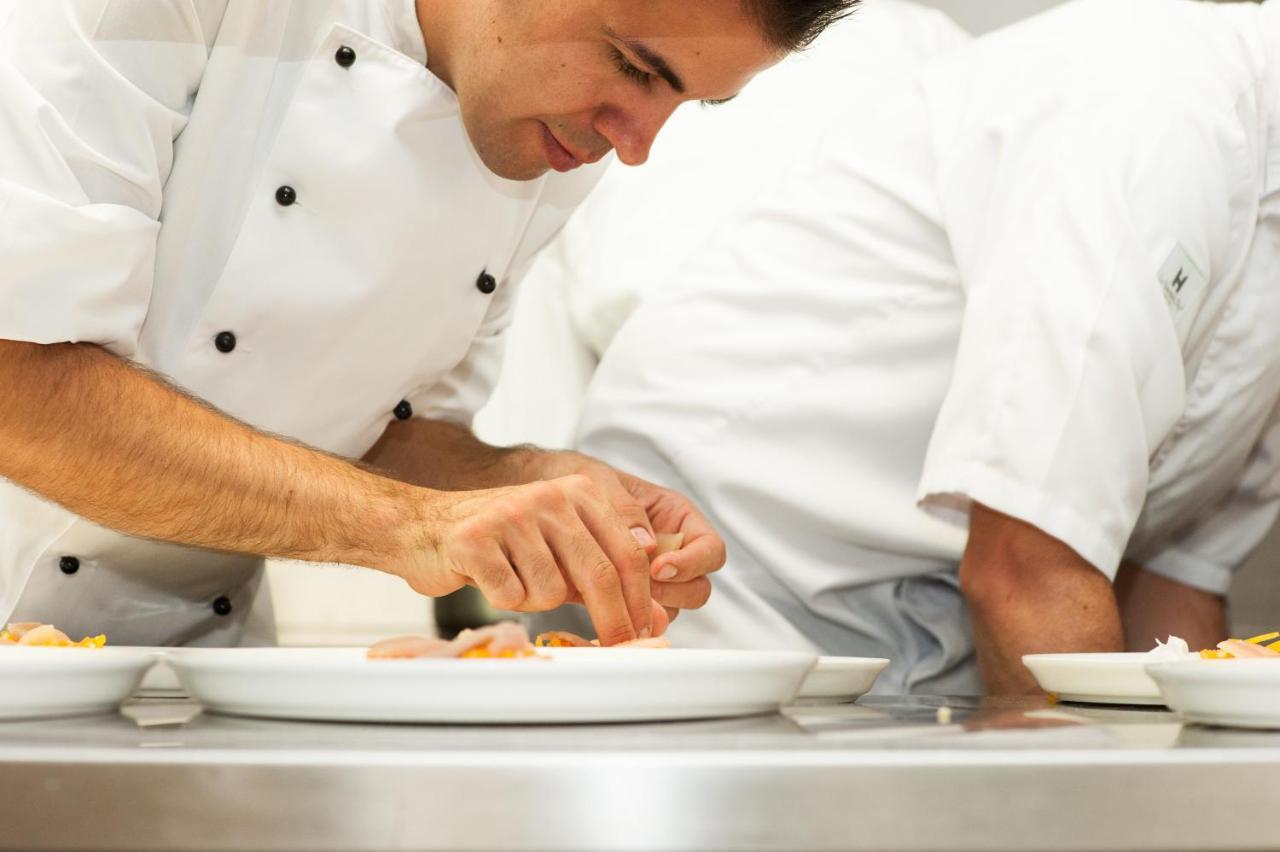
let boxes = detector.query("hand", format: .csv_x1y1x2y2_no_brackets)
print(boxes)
524,451,727,626
393,476,652,646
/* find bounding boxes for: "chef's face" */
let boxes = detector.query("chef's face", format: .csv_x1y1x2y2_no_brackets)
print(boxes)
426,0,780,180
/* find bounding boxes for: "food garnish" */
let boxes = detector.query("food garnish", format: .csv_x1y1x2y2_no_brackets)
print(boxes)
1198,632,1280,660
535,631,671,649
367,621,540,660
0,622,105,648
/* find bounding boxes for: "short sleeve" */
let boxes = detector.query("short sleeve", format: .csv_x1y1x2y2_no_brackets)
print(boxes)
1141,407,1280,595
0,1,216,356
917,93,1252,576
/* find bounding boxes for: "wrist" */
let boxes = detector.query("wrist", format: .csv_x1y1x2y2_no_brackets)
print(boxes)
492,444,556,485
322,473,435,573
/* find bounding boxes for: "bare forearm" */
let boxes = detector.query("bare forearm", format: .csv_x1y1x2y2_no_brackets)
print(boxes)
961,504,1124,695
0,341,417,567
1114,560,1225,651
0,343,678,641
365,417,543,491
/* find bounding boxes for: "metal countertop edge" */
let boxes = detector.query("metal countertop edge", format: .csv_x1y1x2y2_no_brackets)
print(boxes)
2,745,1280,767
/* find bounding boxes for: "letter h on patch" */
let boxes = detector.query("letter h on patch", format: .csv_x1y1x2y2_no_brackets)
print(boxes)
1158,243,1207,318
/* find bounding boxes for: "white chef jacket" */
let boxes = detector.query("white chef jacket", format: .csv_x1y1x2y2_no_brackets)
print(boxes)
0,0,605,645
486,0,1280,693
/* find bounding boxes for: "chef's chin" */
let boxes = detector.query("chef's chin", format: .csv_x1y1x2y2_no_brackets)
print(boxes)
463,116,558,180
465,125,551,182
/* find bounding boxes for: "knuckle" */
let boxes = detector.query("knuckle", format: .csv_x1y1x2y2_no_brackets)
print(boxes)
526,576,568,611
536,481,572,513
469,559,505,588
562,473,599,498
562,473,592,490
488,580,526,611
623,541,648,571
453,519,489,549
610,543,648,578
502,503,528,527
587,558,620,589
598,623,634,647
526,480,557,504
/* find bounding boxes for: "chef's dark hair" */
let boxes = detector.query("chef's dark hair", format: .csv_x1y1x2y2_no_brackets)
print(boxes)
746,0,860,51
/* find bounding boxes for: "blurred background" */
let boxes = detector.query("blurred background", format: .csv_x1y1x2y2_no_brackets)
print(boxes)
265,0,1276,647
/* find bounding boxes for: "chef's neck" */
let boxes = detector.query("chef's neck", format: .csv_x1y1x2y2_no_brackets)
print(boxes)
415,0,456,89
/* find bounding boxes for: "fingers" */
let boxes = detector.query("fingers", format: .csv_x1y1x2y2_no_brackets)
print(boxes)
562,476,652,639
546,519,636,646
650,528,726,583
650,577,712,611
649,599,671,637
561,597,676,637
432,473,663,644
503,525,568,612
569,460,658,556
620,479,725,585
459,538,527,612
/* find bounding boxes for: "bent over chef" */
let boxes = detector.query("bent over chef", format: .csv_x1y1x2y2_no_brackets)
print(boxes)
0,0,852,646
488,0,1280,693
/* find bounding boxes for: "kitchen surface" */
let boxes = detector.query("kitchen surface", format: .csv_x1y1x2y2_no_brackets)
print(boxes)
1,694,1277,851
5,2,1280,851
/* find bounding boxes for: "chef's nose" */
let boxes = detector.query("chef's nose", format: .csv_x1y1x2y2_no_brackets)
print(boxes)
593,102,678,167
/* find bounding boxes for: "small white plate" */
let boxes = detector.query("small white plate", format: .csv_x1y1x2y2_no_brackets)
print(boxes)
0,647,158,720
1147,659,1280,729
168,646,817,724
796,656,889,701
1022,652,1165,705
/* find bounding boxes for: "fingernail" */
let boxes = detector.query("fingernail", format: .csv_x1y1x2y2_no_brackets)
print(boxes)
639,627,651,639
630,527,655,547
654,564,678,581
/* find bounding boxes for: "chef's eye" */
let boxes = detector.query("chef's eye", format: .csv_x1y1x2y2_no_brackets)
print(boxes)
610,47,653,89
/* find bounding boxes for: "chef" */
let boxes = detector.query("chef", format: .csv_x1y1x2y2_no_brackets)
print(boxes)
483,0,1280,692
0,0,855,647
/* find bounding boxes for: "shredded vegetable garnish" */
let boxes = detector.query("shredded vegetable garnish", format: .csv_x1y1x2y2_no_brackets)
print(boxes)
1199,632,1280,659
0,623,106,648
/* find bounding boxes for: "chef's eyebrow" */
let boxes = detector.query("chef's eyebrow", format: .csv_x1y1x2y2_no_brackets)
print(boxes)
605,28,685,94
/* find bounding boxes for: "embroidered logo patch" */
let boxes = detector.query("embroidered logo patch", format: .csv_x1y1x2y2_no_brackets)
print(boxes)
1158,243,1208,318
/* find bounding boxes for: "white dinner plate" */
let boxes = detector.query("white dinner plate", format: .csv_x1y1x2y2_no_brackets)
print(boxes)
168,646,818,724
795,656,889,701
0,646,158,720
1147,659,1280,729
1021,652,1165,705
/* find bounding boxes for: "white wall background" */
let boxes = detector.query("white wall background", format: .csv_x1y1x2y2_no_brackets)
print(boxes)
267,0,1277,644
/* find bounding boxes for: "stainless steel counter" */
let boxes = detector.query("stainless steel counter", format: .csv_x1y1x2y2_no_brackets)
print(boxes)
1,695,1278,851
